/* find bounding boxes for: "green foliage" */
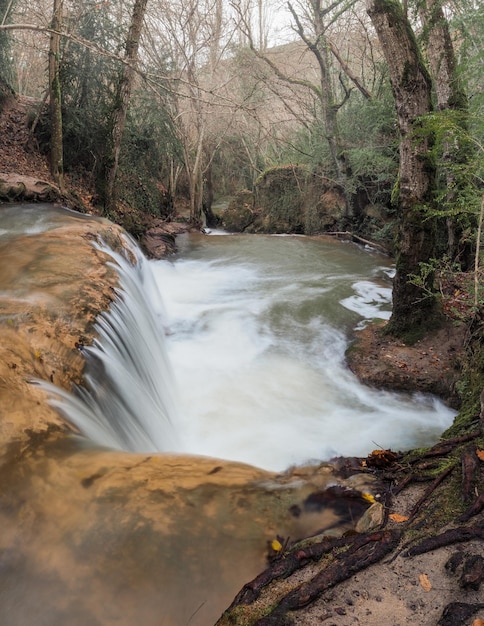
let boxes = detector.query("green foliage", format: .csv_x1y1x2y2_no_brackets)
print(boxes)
59,2,126,172
412,108,483,269
115,86,181,216
341,87,399,205
451,3,484,125
255,165,308,232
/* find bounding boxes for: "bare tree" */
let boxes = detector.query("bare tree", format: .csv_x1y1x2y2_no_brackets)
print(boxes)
144,0,239,224
232,0,360,217
48,0,65,192
99,0,149,213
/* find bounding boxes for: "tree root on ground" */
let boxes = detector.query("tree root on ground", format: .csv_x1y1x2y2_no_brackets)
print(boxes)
437,602,484,626
217,432,484,625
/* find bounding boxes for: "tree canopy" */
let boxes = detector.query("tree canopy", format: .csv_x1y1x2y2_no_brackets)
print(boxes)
0,0,483,341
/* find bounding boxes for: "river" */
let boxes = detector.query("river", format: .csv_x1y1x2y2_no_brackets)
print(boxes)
152,230,455,471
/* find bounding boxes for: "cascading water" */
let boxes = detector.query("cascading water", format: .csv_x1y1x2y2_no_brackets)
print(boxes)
41,229,455,470
40,236,181,453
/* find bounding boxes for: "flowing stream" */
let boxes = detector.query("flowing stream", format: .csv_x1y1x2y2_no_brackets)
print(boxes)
149,231,455,471
3,204,455,471
0,204,458,626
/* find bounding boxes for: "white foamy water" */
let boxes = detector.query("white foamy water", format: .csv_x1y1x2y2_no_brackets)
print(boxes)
152,234,455,471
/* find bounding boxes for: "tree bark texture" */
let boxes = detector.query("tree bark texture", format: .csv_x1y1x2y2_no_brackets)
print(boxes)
48,0,65,192
418,0,473,268
101,0,149,213
418,0,464,111
366,0,439,338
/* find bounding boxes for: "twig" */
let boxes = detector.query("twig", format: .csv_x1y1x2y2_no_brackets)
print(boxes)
408,465,455,520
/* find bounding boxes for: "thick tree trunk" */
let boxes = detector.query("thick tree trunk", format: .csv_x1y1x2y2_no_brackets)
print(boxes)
366,0,440,340
48,0,65,193
418,0,473,269
418,0,464,112
100,0,148,213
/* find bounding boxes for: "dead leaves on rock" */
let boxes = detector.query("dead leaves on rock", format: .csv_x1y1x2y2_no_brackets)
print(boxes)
364,448,400,469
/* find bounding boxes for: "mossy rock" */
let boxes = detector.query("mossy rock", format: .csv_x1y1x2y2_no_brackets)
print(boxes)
254,165,306,233
222,189,256,232
0,175,61,202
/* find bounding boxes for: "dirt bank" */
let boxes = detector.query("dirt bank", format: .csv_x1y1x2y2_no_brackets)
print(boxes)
347,320,466,407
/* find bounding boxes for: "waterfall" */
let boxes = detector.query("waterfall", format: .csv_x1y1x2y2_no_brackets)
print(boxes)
37,227,455,469
38,235,181,453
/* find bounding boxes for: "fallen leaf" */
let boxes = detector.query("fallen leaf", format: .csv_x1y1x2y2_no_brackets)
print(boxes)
472,619,484,626
419,573,432,592
271,539,283,552
362,493,376,504
389,513,409,523
477,449,484,462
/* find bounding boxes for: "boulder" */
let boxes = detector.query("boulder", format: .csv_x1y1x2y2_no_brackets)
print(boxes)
222,189,256,232
0,173,62,202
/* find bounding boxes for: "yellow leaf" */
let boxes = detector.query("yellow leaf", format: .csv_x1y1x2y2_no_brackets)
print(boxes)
477,449,484,462
362,493,376,504
389,513,409,523
419,573,432,592
271,539,283,552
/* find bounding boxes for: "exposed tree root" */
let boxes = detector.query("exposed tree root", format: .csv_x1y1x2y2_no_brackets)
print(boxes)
437,602,484,626
228,533,363,606
252,530,400,626
218,426,484,625
408,465,455,520
462,445,480,503
459,494,484,522
404,525,484,557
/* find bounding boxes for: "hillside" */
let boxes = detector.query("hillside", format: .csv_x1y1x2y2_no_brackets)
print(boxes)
0,95,190,256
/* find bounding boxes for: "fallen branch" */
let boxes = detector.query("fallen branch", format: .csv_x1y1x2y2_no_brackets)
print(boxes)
326,231,389,254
